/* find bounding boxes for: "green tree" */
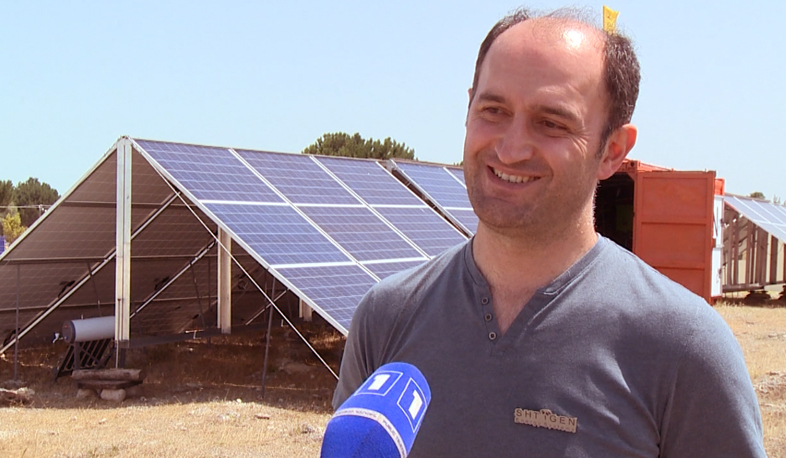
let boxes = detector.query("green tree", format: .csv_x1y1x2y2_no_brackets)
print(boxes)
749,191,765,200
13,178,59,227
302,132,415,160
0,180,12,209
1,212,26,244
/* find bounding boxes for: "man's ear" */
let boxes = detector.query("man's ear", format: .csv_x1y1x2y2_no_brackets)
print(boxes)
597,124,637,180
465,88,474,126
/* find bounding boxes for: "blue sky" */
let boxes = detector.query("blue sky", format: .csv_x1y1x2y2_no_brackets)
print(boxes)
2,1,784,200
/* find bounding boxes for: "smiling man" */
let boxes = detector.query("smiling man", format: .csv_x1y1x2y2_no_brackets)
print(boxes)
334,7,766,457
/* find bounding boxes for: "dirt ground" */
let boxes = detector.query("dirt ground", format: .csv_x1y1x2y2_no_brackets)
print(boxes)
1,304,786,457
0,321,343,457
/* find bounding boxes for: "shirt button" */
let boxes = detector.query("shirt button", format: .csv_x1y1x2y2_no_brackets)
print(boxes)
484,313,493,322
489,332,497,341
481,297,489,305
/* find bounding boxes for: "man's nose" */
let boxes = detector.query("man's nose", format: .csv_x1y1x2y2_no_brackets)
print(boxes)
494,118,535,164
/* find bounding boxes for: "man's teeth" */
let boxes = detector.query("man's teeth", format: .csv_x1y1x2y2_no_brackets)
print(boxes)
493,169,534,184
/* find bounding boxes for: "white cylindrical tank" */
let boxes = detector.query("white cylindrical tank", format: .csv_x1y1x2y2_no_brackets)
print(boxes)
62,316,115,343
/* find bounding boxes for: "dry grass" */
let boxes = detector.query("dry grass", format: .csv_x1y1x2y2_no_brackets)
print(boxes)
0,323,341,458
1,306,785,457
716,303,786,457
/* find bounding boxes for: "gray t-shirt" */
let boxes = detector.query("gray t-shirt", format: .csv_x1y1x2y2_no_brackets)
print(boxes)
334,237,766,457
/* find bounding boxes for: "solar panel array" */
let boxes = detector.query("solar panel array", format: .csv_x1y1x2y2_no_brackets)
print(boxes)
725,195,786,242
391,161,479,234
134,140,467,332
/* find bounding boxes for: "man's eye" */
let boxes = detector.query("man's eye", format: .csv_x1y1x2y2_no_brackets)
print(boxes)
541,120,566,131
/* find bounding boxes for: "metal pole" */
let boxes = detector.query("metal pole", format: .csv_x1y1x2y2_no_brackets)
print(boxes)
261,279,275,399
14,264,20,381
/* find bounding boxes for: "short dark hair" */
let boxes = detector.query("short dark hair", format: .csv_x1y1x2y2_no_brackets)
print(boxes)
469,7,640,142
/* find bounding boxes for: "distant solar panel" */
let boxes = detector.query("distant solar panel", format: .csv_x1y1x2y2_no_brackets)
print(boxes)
450,209,480,234
395,162,472,208
725,195,786,242
375,206,466,256
300,206,423,262
447,167,466,185
391,160,479,235
276,264,378,332
136,140,283,203
204,202,350,266
237,150,359,205
316,156,424,206
363,260,427,280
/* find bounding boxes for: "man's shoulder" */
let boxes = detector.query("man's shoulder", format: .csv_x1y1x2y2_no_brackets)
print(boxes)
596,238,705,305
591,238,729,343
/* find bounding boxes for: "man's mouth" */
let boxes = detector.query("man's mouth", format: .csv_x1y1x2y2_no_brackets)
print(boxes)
492,167,537,184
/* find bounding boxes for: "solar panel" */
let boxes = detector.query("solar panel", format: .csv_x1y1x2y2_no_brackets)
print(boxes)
725,195,786,242
236,150,359,205
391,161,479,234
300,206,424,262
447,167,466,185
450,209,480,234
394,161,472,208
135,140,283,203
275,264,378,332
363,260,427,280
316,156,424,206
204,202,351,266
375,206,466,256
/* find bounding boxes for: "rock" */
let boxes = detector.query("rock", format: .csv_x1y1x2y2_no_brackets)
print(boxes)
100,389,127,402
0,387,34,405
76,388,97,399
255,413,271,420
299,423,317,434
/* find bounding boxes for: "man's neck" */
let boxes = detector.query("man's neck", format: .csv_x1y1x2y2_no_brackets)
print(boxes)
472,218,598,334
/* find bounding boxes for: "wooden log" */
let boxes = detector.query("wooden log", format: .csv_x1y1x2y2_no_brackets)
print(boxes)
71,368,144,382
76,379,141,391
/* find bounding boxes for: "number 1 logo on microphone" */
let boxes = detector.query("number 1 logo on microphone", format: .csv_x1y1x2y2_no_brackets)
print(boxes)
357,370,403,397
397,380,427,432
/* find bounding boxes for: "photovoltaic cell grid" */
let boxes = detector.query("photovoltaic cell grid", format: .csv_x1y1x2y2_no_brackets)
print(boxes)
392,161,479,235
235,149,431,263
725,195,786,242
135,140,282,203
447,167,466,185
316,156,424,206
204,203,350,266
450,209,480,234
376,206,466,256
395,161,472,208
237,150,359,205
276,264,378,331
300,206,423,262
363,260,427,280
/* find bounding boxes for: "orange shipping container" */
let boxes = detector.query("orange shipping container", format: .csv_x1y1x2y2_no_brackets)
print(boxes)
595,160,716,303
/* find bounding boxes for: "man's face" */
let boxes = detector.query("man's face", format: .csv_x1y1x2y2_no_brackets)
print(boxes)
463,20,610,239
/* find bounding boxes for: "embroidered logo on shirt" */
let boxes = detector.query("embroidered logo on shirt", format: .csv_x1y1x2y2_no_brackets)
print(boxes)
514,408,578,433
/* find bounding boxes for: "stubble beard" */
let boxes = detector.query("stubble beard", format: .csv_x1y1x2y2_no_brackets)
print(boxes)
465,157,600,245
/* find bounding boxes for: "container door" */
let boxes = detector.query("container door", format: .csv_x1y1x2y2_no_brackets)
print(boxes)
632,170,715,302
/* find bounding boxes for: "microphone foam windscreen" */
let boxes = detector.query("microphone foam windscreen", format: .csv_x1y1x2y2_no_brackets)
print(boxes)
321,362,431,458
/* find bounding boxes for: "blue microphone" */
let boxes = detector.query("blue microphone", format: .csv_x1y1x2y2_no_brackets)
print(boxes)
321,362,431,458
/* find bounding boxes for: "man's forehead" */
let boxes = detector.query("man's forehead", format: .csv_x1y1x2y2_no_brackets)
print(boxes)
493,17,604,61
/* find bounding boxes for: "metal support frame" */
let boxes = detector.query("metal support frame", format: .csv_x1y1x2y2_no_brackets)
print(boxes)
218,228,232,334
299,298,313,322
115,138,132,366
261,279,275,399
